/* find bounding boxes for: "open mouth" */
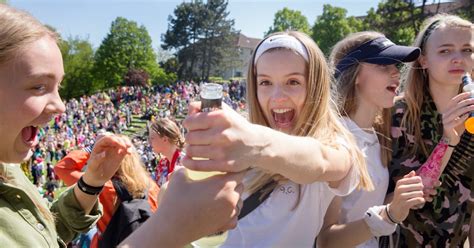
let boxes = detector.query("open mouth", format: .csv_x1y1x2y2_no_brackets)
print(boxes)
271,108,295,129
21,126,39,147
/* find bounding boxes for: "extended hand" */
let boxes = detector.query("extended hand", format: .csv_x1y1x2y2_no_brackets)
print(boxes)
182,102,264,173
159,167,245,241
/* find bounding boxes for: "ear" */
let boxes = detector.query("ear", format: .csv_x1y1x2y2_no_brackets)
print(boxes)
419,55,428,69
354,74,360,85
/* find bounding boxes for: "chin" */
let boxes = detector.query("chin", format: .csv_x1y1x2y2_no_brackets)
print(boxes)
8,150,34,164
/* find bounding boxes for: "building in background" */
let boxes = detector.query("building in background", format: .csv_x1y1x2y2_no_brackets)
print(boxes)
221,33,261,80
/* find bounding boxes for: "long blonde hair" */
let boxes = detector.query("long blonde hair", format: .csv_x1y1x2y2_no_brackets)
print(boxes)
401,14,473,157
330,31,392,167
0,4,59,224
113,135,153,206
246,31,373,196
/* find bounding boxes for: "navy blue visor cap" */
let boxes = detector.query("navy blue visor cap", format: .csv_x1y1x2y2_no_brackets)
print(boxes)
335,37,421,78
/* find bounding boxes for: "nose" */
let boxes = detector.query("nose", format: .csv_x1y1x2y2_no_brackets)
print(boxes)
271,86,288,103
451,51,464,64
46,91,66,115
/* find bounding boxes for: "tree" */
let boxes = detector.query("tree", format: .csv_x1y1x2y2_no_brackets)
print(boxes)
162,1,206,80
455,0,473,21
123,68,149,86
160,57,179,75
363,0,421,45
94,17,161,89
311,4,363,55
59,36,95,99
266,7,311,36
162,0,237,81
199,0,239,80
156,46,174,64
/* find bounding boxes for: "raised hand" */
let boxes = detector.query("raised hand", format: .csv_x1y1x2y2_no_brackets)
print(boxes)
82,134,132,187
441,91,474,145
388,171,425,222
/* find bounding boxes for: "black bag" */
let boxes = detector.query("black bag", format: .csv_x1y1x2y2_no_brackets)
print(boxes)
99,179,152,248
238,180,276,220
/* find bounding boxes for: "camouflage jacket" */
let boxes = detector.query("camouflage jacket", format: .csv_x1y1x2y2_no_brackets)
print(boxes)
388,91,474,247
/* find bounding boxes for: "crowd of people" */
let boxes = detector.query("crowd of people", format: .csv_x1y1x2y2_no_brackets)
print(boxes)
22,80,247,196
0,3,472,248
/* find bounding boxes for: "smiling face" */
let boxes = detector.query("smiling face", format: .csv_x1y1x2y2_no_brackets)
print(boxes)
0,36,65,163
255,49,307,133
355,63,401,111
421,26,474,87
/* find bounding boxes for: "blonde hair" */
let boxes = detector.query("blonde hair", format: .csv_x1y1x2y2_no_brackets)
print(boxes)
0,4,59,224
150,118,185,149
0,4,58,65
246,31,373,196
401,14,473,157
330,31,392,167
113,135,153,206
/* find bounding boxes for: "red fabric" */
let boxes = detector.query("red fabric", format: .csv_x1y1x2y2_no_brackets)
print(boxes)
156,149,181,182
54,150,160,248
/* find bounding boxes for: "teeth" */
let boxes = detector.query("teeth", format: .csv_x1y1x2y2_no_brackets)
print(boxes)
273,108,292,114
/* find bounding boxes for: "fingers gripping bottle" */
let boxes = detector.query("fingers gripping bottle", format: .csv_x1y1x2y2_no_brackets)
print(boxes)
462,73,474,134
188,83,228,248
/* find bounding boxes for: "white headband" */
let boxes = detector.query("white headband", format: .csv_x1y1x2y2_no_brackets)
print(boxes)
254,34,309,65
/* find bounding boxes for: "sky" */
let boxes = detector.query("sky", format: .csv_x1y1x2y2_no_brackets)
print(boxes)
10,0,380,49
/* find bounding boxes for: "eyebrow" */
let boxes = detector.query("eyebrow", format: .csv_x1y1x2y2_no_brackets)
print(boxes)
27,73,64,83
257,72,305,77
437,43,473,48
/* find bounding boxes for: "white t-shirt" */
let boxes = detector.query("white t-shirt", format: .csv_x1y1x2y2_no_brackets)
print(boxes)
222,147,360,248
340,117,389,248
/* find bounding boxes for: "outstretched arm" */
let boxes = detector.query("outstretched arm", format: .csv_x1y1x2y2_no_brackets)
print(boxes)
183,103,352,185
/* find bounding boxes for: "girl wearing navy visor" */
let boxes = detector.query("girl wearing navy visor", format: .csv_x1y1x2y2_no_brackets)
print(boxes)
318,31,427,248
385,14,474,247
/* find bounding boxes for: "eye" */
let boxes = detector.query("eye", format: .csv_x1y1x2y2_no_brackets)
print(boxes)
258,80,271,86
439,49,450,54
462,48,473,53
288,79,300,85
32,84,47,92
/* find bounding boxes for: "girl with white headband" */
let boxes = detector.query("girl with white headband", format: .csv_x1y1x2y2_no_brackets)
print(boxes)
182,31,373,247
